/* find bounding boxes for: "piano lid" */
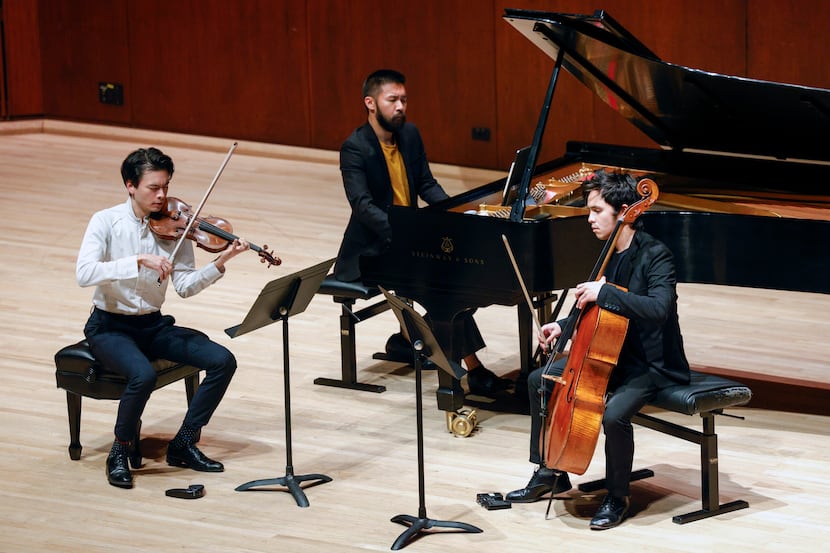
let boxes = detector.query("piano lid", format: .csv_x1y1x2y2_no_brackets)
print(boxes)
504,9,830,163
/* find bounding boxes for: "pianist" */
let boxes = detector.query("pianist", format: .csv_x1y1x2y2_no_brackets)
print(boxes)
333,68,509,397
505,170,691,529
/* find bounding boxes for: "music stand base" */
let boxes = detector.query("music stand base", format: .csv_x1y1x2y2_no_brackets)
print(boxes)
235,472,333,508
390,514,482,550
313,376,386,393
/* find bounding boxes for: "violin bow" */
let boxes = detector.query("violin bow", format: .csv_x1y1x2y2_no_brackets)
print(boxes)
166,142,238,263
156,142,238,285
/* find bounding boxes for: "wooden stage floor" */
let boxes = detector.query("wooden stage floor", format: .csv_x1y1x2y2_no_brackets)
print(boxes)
0,121,827,552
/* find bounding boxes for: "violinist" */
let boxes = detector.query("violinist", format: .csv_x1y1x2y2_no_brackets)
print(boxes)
76,147,249,489
506,169,690,529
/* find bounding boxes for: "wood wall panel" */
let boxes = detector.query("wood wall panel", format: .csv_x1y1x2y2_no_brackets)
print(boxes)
127,0,310,145
0,6,5,118
307,0,499,168
38,0,130,124
4,1,830,169
3,0,43,117
494,0,749,169
587,0,748,163
747,0,830,89
496,0,598,169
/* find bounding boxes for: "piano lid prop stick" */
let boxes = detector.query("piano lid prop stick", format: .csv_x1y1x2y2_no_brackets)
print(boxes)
501,234,566,385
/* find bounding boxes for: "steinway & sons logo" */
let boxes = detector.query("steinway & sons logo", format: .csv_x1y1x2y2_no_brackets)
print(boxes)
410,236,486,266
441,237,454,253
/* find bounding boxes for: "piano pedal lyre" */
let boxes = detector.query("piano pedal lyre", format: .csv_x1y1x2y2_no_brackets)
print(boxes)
446,408,478,437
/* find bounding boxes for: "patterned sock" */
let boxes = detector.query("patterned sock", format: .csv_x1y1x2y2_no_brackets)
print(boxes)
170,423,199,448
110,438,130,456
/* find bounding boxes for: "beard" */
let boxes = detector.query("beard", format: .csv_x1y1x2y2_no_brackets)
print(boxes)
376,110,406,133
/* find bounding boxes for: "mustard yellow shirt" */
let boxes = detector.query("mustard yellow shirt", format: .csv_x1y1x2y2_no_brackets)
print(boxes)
381,141,410,206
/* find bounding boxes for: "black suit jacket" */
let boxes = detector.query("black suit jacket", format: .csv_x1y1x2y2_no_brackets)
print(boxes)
334,122,448,282
560,230,691,389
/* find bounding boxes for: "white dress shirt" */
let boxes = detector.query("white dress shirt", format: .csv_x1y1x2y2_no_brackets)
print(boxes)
76,197,224,315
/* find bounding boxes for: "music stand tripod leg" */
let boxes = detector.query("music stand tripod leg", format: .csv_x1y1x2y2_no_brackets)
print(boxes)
388,335,482,550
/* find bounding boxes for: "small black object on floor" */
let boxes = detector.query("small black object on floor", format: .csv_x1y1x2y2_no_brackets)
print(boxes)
165,484,205,499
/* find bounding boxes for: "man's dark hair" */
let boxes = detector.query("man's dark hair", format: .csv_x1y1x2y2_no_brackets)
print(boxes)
120,147,175,186
581,169,640,213
362,69,406,99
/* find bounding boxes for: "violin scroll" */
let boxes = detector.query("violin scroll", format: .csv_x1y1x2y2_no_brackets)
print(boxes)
252,244,281,267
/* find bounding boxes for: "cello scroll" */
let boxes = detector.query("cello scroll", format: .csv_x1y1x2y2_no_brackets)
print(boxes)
620,178,659,224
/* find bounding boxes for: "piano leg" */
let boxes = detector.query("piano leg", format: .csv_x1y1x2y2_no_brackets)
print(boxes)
436,369,465,412
427,315,468,413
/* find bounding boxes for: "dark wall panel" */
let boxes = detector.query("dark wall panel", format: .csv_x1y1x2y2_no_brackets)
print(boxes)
3,0,43,117
0,7,5,118
127,0,310,145
39,0,130,123
495,0,748,169
4,1,830,169
496,0,597,169
747,0,830,89
307,0,499,168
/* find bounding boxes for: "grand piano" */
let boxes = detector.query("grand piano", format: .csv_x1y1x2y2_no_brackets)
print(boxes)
362,8,830,414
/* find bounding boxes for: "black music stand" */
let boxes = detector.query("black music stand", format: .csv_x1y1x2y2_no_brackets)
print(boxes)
379,287,481,550
225,258,334,507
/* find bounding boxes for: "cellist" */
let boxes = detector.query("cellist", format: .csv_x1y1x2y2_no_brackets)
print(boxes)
506,169,690,530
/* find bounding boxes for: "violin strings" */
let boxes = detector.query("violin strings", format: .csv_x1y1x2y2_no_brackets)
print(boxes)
196,217,265,254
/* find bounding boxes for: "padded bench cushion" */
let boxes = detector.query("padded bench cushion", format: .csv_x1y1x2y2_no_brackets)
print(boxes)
55,340,200,401
650,370,752,415
317,275,381,300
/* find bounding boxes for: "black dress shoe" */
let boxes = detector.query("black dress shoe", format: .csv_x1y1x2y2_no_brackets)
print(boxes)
467,366,512,397
506,466,571,503
166,443,224,472
384,332,413,362
589,494,630,530
106,450,133,489
127,439,142,469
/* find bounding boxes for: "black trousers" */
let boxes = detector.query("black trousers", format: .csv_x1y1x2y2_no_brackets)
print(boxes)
527,359,659,498
84,308,236,442
423,308,485,361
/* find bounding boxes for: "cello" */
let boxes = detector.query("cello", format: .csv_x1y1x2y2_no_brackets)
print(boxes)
540,177,659,475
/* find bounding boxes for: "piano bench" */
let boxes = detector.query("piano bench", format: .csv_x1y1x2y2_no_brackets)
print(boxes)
54,340,201,460
313,275,391,393
578,370,752,524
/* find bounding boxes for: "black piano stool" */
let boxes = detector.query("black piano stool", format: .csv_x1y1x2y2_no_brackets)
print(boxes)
54,340,201,460
313,275,391,393
578,370,752,524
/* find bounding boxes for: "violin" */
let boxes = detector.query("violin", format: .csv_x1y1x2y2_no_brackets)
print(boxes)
149,196,280,267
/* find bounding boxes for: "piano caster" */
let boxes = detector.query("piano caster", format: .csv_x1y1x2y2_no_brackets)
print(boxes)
446,409,478,437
